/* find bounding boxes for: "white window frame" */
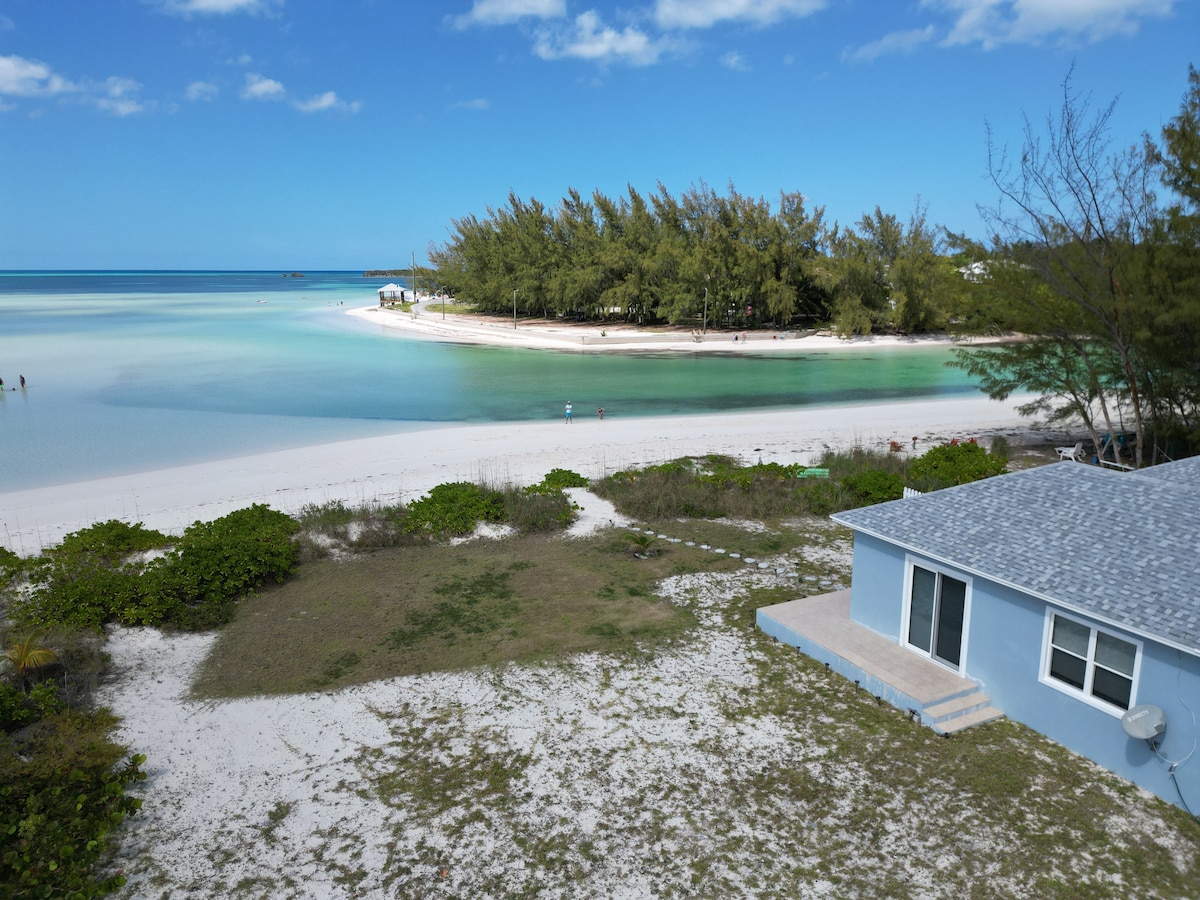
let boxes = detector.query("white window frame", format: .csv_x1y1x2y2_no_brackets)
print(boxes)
1039,608,1143,717
900,556,972,674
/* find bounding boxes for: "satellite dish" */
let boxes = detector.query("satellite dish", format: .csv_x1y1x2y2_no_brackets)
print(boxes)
1121,704,1167,742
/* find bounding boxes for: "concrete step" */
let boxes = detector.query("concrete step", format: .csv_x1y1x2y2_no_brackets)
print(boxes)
925,691,993,722
933,705,1005,735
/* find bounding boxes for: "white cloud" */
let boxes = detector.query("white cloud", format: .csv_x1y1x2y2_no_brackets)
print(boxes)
720,51,750,71
450,97,491,110
654,0,826,29
293,90,361,113
0,54,77,97
844,25,937,63
534,11,673,66
0,54,149,115
95,77,146,116
241,72,285,100
453,0,565,28
186,80,219,101
155,0,281,16
923,0,1174,48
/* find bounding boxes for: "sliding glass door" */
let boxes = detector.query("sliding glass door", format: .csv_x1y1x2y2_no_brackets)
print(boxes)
907,565,967,669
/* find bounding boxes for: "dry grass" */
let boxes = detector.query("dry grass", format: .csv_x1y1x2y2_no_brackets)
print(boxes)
191,529,740,698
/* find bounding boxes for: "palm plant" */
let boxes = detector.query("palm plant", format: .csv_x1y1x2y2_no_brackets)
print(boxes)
4,632,58,693
627,532,659,559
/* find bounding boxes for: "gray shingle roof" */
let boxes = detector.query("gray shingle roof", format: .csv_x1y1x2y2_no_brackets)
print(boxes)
832,456,1200,655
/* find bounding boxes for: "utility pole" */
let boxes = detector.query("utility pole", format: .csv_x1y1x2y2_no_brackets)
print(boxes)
513,289,519,329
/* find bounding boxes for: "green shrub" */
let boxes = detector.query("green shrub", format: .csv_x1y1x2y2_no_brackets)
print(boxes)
45,520,169,563
0,547,23,583
17,521,172,631
403,483,506,536
0,709,145,898
908,440,1007,491
798,479,851,516
541,468,589,489
841,470,904,507
154,504,300,631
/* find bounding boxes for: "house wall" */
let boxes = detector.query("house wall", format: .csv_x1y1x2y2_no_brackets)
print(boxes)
964,576,1200,813
846,533,905,640
846,530,1200,811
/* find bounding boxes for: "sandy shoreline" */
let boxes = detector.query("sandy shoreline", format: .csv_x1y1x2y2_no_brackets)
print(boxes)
0,396,1038,554
0,305,1036,553
346,299,982,353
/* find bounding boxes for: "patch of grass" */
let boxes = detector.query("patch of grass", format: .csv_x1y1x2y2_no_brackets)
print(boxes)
593,450,925,520
192,530,734,698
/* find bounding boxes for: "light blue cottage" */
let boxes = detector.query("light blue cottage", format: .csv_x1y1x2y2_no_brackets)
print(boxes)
757,455,1200,812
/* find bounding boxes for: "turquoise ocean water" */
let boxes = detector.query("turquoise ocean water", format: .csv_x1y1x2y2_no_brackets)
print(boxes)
0,271,981,491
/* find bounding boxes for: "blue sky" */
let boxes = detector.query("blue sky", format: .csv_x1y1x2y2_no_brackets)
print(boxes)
1,0,1196,270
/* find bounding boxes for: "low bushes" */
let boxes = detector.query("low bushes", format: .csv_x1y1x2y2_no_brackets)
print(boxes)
295,470,584,551
594,455,817,520
593,444,1008,521
14,505,300,632
1,627,142,898
907,440,1007,491
0,709,145,898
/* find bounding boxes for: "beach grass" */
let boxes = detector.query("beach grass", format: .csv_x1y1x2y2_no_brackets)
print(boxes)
191,528,740,698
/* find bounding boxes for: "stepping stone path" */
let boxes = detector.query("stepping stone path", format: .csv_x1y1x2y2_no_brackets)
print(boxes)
620,522,845,590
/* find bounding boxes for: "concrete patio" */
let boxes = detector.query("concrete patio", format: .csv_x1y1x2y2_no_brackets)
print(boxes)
757,590,1004,734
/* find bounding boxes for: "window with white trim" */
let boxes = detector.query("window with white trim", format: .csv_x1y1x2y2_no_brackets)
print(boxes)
1043,612,1139,711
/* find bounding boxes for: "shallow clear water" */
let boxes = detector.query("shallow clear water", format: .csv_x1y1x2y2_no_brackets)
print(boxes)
0,271,980,490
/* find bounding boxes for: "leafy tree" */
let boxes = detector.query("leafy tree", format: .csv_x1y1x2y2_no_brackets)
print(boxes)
429,180,834,330
967,70,1162,465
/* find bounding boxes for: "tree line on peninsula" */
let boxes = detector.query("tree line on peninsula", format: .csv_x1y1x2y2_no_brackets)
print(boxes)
429,67,1200,465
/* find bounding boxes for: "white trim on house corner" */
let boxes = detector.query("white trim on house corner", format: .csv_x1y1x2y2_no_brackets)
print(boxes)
900,554,972,675
1038,606,1144,718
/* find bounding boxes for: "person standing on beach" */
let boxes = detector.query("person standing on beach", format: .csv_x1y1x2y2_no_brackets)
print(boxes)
597,407,604,420
19,375,25,388
565,401,573,423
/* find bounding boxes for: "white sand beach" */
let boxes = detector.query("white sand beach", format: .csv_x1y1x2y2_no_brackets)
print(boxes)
0,395,1037,556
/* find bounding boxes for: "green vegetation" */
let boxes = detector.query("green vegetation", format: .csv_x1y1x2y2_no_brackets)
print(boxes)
591,448,991,520
191,530,723,697
0,625,144,898
14,505,299,632
429,182,977,337
907,439,1008,491
402,482,506,537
